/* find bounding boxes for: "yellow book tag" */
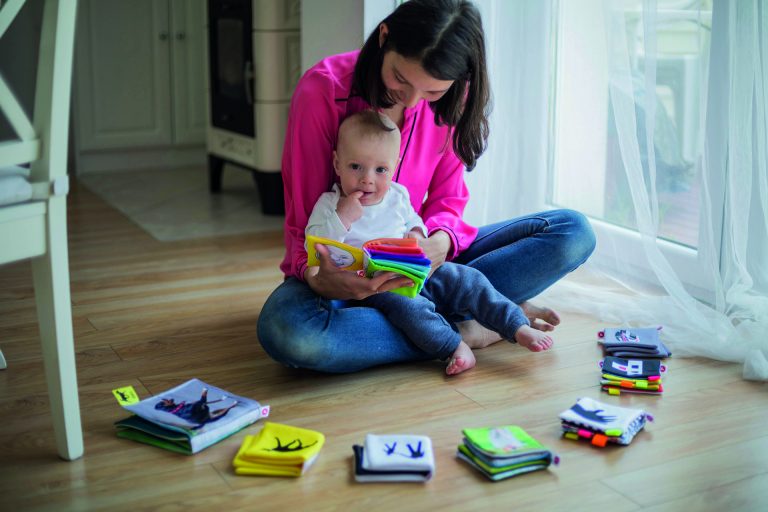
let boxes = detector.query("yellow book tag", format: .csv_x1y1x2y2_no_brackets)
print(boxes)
112,385,140,406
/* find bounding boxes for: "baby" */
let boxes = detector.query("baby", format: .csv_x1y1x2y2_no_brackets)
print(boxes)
306,110,552,375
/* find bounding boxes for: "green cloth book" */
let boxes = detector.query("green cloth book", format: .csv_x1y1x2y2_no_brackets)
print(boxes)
456,445,551,481
457,426,557,481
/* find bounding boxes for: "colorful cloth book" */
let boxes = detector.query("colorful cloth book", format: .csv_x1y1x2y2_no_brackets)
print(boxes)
598,326,672,358
353,434,435,482
306,235,431,298
599,356,666,395
114,378,268,455
559,397,652,447
456,426,557,481
232,422,325,477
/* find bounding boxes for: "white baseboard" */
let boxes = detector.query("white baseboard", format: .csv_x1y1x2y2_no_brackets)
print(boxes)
75,146,206,175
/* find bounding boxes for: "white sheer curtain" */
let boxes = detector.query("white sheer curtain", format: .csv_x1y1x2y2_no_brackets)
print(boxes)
472,0,768,381
465,0,553,222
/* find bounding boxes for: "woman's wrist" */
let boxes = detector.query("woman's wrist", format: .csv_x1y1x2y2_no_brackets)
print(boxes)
429,229,452,257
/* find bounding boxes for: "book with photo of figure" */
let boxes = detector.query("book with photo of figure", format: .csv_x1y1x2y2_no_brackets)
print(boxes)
114,378,269,455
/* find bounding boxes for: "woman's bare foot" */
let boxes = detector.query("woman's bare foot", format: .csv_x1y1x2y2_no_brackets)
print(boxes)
446,341,477,376
520,302,561,332
456,319,503,349
514,325,554,352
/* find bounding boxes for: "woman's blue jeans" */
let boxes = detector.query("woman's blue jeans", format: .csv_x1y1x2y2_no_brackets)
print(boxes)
256,209,596,373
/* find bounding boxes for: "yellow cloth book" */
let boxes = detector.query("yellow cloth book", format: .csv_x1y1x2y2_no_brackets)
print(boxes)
233,422,325,477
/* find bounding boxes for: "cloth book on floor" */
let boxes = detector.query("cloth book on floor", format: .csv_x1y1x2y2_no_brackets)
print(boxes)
456,426,557,481
306,235,431,298
559,397,652,447
598,326,672,358
599,356,666,396
353,434,435,482
114,378,268,455
233,422,325,477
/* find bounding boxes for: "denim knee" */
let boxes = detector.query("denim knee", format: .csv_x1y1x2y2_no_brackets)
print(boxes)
257,308,332,371
256,283,333,371
557,209,596,270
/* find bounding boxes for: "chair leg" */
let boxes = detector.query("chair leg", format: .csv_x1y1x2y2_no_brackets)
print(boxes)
0,348,6,369
31,197,83,461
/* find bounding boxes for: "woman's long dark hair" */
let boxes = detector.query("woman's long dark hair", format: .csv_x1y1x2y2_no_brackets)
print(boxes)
353,0,490,169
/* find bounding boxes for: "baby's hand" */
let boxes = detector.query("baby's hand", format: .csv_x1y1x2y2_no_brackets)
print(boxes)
336,191,365,229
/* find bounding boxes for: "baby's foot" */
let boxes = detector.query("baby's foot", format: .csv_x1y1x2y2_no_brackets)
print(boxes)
520,302,561,332
514,325,554,352
446,341,476,376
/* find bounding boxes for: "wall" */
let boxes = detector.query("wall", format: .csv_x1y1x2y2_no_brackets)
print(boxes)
300,0,399,73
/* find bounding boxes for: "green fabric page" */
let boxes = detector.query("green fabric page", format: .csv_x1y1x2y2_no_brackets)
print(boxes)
463,425,547,458
457,444,548,476
115,415,192,455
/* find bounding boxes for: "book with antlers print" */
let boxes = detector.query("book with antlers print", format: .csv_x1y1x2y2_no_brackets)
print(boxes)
233,422,326,477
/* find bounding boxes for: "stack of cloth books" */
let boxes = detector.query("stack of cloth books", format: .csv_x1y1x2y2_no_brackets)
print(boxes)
353,434,435,482
456,425,558,481
232,422,325,477
598,326,672,358
600,356,666,395
559,397,653,448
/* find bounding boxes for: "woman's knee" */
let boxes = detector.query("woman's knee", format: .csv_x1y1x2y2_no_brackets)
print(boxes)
257,308,333,371
555,209,596,268
256,282,334,371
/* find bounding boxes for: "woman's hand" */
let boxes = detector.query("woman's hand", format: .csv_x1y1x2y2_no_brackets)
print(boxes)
408,230,451,275
305,243,415,300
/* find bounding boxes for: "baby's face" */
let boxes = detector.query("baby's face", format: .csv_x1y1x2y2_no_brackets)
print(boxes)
334,132,399,206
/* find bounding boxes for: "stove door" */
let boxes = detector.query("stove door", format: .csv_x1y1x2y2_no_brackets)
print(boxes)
208,0,254,137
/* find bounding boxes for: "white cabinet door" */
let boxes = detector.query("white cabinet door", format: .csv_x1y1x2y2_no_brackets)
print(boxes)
75,0,173,150
170,0,206,145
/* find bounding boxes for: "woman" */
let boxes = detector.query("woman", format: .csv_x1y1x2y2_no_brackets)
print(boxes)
257,0,596,373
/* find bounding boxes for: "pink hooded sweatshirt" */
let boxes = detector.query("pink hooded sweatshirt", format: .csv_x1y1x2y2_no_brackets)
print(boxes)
280,51,479,279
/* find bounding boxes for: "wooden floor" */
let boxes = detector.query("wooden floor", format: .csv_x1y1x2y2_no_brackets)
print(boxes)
1,182,767,512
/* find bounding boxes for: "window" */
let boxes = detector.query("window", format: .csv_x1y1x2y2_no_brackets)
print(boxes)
548,0,716,297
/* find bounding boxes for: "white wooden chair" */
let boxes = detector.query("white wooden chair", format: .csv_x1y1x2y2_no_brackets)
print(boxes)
0,0,82,460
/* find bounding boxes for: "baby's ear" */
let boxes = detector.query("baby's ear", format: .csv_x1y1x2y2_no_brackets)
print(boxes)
333,150,341,176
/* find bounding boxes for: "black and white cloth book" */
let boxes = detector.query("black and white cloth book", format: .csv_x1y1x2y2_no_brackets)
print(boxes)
353,434,435,482
559,397,651,445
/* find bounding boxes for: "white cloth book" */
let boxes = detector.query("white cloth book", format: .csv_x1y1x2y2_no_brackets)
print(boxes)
362,434,435,473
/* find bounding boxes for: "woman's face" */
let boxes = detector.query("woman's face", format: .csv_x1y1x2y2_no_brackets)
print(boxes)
379,45,455,109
